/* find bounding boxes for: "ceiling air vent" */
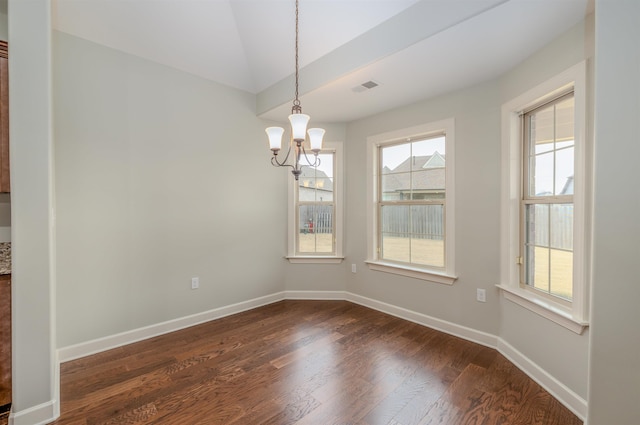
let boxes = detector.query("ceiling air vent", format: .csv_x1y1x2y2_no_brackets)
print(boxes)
352,80,380,93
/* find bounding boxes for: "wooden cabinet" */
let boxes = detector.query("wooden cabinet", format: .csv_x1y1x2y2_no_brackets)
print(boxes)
0,274,9,411
0,41,8,193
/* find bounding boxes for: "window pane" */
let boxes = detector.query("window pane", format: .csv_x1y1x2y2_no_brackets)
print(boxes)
410,205,444,267
381,173,408,201
411,137,445,171
298,177,316,201
378,134,448,270
550,248,573,300
317,153,334,178
298,205,333,254
549,204,573,250
381,205,410,263
524,203,573,299
525,204,550,290
555,96,574,148
381,143,410,174
411,170,445,200
295,151,335,255
530,105,555,154
382,234,410,263
526,204,549,247
531,151,554,196
522,92,576,303
532,246,550,293
527,94,575,199
556,139,574,150
555,147,574,195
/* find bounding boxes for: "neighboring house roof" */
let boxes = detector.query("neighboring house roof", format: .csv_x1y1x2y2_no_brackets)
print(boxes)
383,152,445,192
298,166,333,192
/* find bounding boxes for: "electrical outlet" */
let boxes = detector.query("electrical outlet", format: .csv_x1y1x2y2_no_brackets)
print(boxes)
191,277,199,290
476,288,486,303
351,264,357,273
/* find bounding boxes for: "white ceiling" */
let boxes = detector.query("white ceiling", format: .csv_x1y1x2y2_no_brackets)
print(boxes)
53,0,591,123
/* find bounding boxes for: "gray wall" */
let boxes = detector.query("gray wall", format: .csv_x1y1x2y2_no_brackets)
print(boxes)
345,80,502,334
53,32,289,347
343,17,593,402
497,17,594,402
53,32,350,348
588,0,640,423
9,0,56,418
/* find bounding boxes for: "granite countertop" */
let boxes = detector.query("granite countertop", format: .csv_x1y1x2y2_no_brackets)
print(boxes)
0,242,10,275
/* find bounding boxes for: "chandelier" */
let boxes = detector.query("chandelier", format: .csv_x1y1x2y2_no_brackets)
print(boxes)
265,0,324,181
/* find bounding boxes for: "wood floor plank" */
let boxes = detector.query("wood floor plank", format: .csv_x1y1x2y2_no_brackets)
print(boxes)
50,300,583,425
418,399,462,425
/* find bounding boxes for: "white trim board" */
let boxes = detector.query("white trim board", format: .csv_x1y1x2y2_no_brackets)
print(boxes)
284,290,345,300
345,292,497,348
8,399,57,425
498,339,587,419
55,290,586,420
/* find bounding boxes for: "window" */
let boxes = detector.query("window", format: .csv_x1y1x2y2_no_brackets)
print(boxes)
522,93,575,301
297,152,335,255
379,136,446,267
499,62,589,333
366,119,456,284
287,143,343,263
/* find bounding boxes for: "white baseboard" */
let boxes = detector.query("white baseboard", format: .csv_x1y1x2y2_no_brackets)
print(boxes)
9,400,57,425
55,290,586,421
345,292,498,348
283,290,346,300
57,292,286,362
497,339,587,420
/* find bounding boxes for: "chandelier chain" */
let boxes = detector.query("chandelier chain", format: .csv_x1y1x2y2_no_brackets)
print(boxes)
266,0,324,181
292,0,301,113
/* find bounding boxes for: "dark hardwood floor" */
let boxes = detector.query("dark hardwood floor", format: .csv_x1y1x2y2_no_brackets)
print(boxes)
50,300,582,425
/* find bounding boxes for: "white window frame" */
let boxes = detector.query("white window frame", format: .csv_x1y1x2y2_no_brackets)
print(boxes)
366,119,456,285
498,62,590,334
286,141,344,263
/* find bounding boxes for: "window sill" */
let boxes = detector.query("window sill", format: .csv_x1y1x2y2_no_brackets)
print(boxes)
365,260,457,285
286,256,344,264
496,284,589,334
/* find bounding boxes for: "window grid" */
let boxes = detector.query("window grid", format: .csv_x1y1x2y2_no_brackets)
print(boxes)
521,92,574,302
377,135,446,269
295,151,336,256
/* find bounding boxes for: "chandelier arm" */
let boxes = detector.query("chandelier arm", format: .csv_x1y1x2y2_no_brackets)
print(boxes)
300,146,321,168
271,156,295,171
271,143,293,167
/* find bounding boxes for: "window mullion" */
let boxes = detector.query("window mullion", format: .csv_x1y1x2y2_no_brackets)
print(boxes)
523,196,572,204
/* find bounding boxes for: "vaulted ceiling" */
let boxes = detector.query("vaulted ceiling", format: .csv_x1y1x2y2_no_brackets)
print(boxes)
53,0,591,122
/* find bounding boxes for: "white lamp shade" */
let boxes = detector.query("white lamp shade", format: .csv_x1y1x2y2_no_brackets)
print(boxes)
307,128,325,152
265,127,284,151
288,113,310,141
